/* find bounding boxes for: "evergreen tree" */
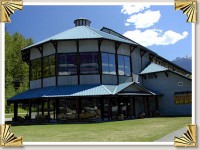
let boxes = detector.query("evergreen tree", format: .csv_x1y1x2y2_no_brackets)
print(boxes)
5,31,33,112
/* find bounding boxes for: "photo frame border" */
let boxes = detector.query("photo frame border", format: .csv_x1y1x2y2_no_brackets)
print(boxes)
0,1,196,147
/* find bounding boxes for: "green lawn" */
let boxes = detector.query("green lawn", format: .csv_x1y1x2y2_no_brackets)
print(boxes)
5,113,26,118
11,117,191,142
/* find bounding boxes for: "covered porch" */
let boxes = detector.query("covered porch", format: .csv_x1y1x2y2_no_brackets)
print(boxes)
7,82,162,124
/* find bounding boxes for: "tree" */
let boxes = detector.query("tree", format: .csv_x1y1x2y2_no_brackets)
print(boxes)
5,31,33,112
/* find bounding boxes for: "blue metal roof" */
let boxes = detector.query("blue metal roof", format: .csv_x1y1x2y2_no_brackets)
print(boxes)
8,82,160,101
22,26,137,51
8,85,112,100
140,63,168,74
46,85,112,97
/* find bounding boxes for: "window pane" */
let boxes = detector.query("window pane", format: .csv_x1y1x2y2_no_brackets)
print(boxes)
31,59,41,80
43,55,55,78
80,53,99,74
43,57,49,78
109,54,116,75
58,54,77,75
124,56,131,76
118,55,124,75
67,54,77,75
102,53,109,74
58,54,68,75
49,55,55,76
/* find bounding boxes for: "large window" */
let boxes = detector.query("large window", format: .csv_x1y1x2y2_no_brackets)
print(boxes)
58,54,77,75
43,55,55,78
30,58,41,80
102,53,116,75
80,52,99,74
118,55,131,76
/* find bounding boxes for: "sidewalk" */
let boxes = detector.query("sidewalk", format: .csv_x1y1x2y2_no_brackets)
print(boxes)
154,127,187,142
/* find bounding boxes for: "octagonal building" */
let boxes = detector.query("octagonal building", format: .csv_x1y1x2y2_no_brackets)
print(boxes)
8,18,192,123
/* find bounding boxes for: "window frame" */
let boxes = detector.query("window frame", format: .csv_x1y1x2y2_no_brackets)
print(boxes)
57,53,78,76
30,58,42,81
117,54,131,77
43,54,56,78
79,52,99,75
101,52,117,76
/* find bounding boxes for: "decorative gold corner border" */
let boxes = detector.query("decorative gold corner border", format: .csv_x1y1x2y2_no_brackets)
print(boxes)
174,0,197,23
0,124,23,147
0,0,23,23
174,124,197,147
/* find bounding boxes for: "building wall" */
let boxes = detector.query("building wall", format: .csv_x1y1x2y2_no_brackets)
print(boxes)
30,79,41,89
142,53,150,70
57,41,77,53
118,44,130,56
43,77,56,87
101,40,115,53
30,47,41,60
43,42,56,56
80,75,100,84
29,39,140,88
79,40,98,52
119,76,132,84
102,75,117,85
57,76,78,85
122,85,142,92
142,71,191,116
131,48,141,83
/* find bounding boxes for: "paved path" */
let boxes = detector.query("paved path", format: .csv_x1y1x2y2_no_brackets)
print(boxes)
154,127,187,142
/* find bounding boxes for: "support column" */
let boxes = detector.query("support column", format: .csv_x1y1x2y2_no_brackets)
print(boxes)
29,100,32,122
76,98,81,121
127,97,131,119
41,100,44,115
100,98,104,121
143,97,146,117
117,97,121,115
53,100,56,119
133,97,136,119
48,99,50,122
155,96,159,111
107,97,112,120
55,98,59,121
14,102,18,122
147,96,150,118
37,101,39,116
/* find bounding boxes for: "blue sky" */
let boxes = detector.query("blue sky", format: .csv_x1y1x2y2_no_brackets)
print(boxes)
6,5,192,61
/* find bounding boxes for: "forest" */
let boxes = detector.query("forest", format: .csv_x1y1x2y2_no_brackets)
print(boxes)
5,31,33,112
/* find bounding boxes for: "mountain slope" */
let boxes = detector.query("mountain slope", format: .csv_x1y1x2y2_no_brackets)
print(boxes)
172,55,192,72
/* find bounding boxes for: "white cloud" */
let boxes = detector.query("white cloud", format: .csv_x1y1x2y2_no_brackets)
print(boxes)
123,29,188,47
126,10,161,29
125,23,131,26
121,5,150,15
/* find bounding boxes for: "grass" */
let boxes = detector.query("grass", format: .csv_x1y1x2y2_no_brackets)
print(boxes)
5,113,26,118
11,117,191,142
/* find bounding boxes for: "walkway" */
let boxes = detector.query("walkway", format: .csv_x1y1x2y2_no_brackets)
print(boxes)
154,127,187,142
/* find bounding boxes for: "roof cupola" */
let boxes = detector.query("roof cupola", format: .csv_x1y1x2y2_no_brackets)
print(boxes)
74,18,91,27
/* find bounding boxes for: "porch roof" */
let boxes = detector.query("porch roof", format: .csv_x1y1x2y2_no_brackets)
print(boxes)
8,82,160,101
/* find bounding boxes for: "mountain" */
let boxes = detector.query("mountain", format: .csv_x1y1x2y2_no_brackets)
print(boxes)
172,55,192,72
